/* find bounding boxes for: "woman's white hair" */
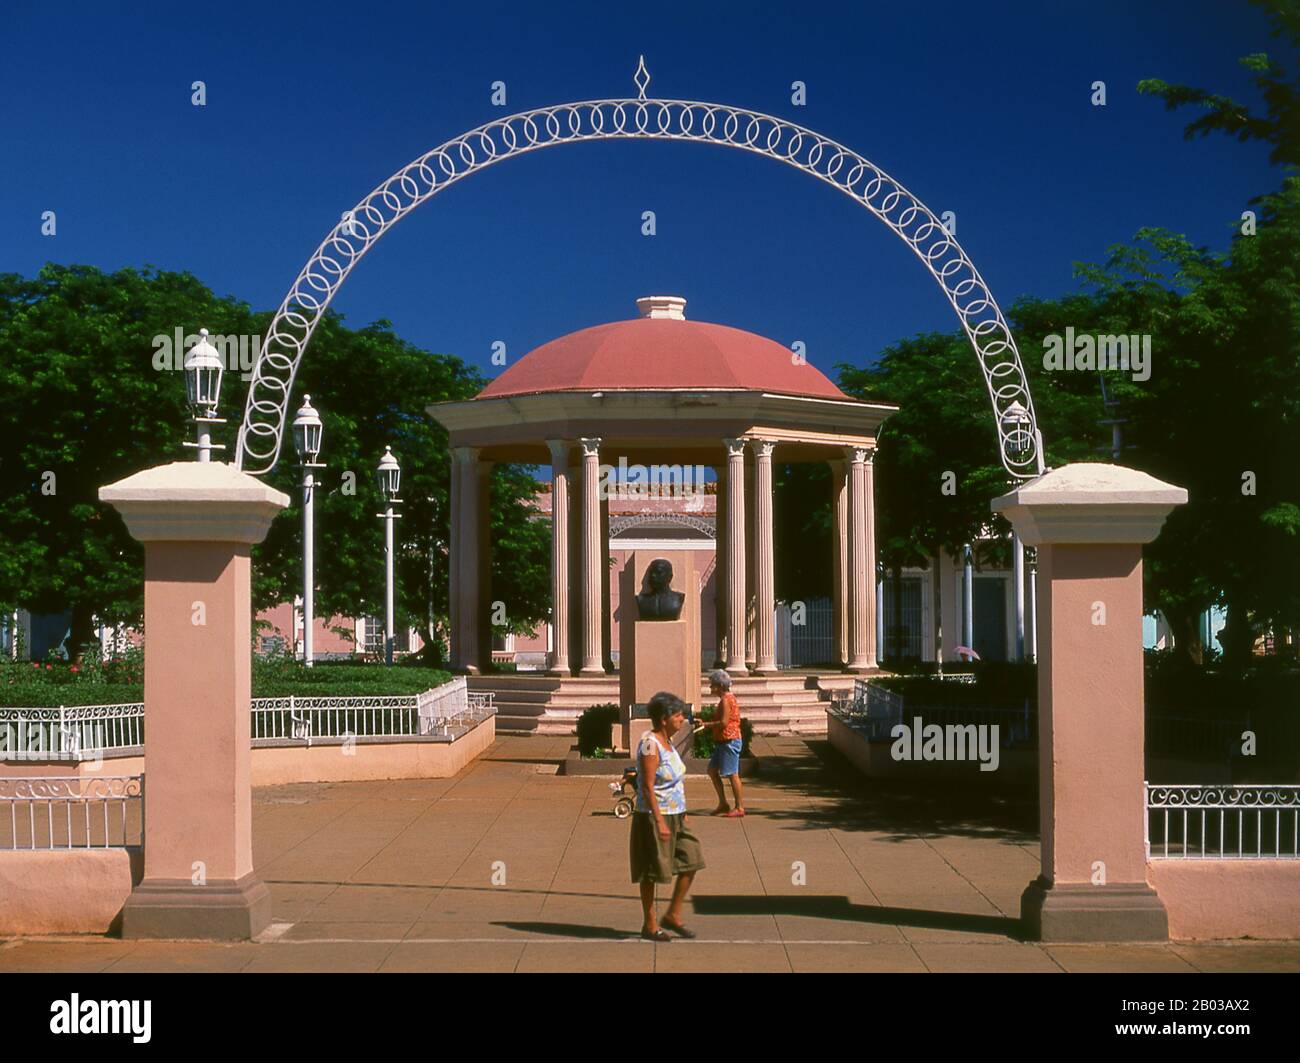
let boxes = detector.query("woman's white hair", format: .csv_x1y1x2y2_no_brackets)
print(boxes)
708,669,732,689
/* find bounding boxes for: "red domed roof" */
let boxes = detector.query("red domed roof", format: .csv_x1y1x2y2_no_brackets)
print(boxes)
476,298,848,401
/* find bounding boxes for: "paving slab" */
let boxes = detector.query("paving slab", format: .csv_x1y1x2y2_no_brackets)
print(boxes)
912,942,1063,973
1170,943,1300,973
516,940,654,972
101,942,259,973
239,941,398,973
1046,945,1201,973
785,942,927,972
0,940,140,973
379,941,526,972
653,942,792,973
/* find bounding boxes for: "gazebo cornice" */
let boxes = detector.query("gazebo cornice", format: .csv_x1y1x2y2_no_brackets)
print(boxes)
427,388,897,443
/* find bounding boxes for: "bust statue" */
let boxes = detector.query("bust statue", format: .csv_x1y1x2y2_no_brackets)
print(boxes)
635,558,685,621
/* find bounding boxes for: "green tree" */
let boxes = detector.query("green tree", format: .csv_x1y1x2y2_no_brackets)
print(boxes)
1075,199,1300,667
250,314,551,663
1136,5,1300,665
837,315,1100,660
0,264,552,662
1138,0,1300,167
0,264,255,657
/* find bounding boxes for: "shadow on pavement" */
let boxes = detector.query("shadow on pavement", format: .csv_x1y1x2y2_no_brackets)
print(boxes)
492,921,637,940
692,893,1025,940
751,739,1039,844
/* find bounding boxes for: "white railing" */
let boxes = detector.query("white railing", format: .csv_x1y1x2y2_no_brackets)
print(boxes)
417,679,496,736
1146,784,1300,860
1,681,496,756
0,704,144,762
250,694,420,743
0,775,143,850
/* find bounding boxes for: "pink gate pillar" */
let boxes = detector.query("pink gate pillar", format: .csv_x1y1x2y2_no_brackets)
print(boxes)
992,464,1186,941
100,461,288,939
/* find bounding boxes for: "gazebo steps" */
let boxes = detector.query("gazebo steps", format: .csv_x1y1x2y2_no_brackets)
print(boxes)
470,672,844,736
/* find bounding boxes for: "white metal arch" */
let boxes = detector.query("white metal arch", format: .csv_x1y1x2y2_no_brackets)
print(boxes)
236,70,1044,478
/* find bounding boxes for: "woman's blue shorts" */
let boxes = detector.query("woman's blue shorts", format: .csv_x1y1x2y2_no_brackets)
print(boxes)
709,738,743,776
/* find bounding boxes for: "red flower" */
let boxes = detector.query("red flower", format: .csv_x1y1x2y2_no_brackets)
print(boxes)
70,666,79,674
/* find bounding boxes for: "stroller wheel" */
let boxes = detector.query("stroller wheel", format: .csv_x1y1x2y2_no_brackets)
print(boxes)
614,799,633,819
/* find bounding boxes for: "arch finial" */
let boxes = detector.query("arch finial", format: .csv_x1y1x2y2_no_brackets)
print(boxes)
634,56,650,100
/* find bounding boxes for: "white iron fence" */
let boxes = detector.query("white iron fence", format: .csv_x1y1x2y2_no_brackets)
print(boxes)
250,694,421,743
0,775,143,850
0,704,143,761
2,679,496,758
1146,784,1300,860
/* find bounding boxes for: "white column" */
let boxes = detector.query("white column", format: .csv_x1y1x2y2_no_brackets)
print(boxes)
750,438,777,674
831,459,849,668
723,438,748,675
475,458,494,672
578,437,604,676
845,445,872,672
864,447,878,669
453,446,481,674
713,464,728,668
1012,531,1025,661
962,543,974,650
744,457,756,667
876,570,885,661
448,451,461,669
546,439,572,675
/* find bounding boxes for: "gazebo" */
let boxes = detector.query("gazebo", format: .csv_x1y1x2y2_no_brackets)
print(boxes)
429,295,896,732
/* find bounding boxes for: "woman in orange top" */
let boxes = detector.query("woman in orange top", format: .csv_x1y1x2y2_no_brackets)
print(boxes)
702,670,745,817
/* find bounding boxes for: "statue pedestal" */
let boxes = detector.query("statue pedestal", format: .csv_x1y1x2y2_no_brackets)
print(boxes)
618,551,700,751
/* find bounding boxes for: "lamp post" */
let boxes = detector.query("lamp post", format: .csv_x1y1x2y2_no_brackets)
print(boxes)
1026,547,1038,664
183,328,225,462
376,446,402,665
1001,400,1032,661
292,396,324,668
962,543,974,652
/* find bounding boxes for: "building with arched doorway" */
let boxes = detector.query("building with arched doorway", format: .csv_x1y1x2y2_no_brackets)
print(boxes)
428,295,896,733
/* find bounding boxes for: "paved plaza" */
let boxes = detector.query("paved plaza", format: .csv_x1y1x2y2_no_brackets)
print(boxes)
2,736,1297,973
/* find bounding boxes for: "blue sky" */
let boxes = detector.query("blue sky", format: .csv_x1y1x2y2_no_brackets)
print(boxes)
1,0,1282,387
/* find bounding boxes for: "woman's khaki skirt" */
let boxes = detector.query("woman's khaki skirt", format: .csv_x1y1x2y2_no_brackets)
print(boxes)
630,812,706,883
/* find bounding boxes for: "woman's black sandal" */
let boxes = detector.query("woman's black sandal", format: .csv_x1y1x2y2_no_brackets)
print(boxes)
641,928,672,942
661,918,697,939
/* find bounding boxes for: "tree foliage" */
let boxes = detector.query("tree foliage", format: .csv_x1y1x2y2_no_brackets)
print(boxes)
0,264,551,661
1138,0,1300,167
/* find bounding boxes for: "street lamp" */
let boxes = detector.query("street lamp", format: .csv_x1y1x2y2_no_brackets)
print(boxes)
292,396,325,668
1000,400,1032,456
183,328,225,462
376,446,402,665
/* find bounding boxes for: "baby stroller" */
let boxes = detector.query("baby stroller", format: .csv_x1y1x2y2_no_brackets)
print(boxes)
609,766,637,819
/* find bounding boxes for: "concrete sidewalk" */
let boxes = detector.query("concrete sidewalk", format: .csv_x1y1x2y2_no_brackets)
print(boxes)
1,735,1297,973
